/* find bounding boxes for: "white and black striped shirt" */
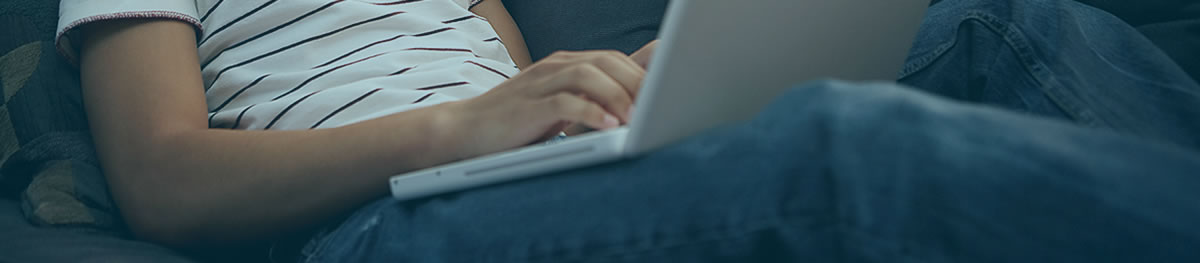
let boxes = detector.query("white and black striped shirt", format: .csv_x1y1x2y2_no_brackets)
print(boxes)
57,0,519,130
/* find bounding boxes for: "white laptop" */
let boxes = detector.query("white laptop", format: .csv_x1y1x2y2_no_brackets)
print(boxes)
391,0,930,200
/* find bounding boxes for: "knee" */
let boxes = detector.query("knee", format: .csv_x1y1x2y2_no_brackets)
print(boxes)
755,80,943,133
926,0,1124,35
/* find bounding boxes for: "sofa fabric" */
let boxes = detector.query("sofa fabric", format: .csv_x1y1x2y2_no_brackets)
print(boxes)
505,0,1200,83
0,0,125,231
0,199,195,263
503,0,668,62
0,0,197,262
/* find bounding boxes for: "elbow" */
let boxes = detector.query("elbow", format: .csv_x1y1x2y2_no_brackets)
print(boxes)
96,131,227,247
107,164,258,249
105,166,211,248
116,177,270,250
123,207,199,248
112,173,206,248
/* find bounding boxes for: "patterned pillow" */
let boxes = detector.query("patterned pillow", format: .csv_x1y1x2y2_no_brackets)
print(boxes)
0,0,124,232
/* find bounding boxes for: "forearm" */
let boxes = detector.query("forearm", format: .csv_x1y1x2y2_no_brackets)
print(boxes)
77,19,469,248
103,105,463,247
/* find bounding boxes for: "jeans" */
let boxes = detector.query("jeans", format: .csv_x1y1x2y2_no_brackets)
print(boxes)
297,0,1200,262
900,0,1200,150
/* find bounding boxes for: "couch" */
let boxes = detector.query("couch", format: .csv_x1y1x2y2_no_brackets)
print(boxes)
2,0,1197,262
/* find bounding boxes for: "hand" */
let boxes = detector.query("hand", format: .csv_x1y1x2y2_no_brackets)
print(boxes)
564,40,659,135
446,50,645,159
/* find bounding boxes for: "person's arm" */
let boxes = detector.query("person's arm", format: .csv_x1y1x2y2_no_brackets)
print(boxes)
80,18,642,249
79,19,467,248
471,0,533,68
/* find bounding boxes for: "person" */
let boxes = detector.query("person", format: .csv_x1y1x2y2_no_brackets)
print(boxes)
59,0,1200,262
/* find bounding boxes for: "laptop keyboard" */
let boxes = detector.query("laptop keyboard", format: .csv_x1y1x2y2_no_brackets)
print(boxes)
543,132,569,145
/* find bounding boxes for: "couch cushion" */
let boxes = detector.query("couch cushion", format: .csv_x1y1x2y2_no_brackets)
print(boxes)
503,0,667,62
0,199,195,263
506,0,1200,83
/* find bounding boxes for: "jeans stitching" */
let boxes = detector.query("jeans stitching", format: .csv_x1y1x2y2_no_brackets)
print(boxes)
519,213,837,263
961,11,1099,126
519,151,914,263
1069,3,1192,88
299,227,337,263
899,41,957,79
898,33,958,79
522,167,842,262
520,217,935,263
840,220,941,263
301,209,375,263
900,5,1100,126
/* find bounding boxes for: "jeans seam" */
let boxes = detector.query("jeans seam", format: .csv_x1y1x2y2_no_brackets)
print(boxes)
300,217,360,263
900,7,1099,126
840,221,940,263
300,232,334,263
829,154,931,263
525,166,842,263
960,11,1098,126
1069,4,1188,89
898,37,958,80
519,212,835,263
523,219,935,263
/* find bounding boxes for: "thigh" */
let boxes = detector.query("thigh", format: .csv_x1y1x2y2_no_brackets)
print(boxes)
301,81,1200,263
784,81,1200,262
302,108,845,262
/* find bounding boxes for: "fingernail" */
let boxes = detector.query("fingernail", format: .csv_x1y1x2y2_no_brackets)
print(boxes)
603,114,620,128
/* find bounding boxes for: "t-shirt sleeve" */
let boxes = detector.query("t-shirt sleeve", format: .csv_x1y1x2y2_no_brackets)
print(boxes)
56,0,201,64
469,0,486,9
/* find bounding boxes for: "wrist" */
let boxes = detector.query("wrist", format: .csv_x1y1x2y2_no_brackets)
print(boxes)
328,101,476,175
428,100,477,162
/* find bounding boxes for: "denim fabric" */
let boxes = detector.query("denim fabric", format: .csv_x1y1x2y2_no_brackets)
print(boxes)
298,0,1200,262
899,0,1200,150
300,81,1200,262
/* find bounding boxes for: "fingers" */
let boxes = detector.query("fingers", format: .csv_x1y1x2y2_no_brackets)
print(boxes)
499,50,647,129
543,93,621,130
544,50,644,98
562,122,595,136
460,49,649,154
544,64,635,122
587,50,644,101
532,51,642,122
536,120,572,142
630,40,659,69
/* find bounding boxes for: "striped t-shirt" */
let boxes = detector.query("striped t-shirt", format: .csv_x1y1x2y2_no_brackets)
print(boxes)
57,0,519,130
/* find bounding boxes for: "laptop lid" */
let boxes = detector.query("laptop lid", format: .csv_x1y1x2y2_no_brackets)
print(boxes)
625,0,930,154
